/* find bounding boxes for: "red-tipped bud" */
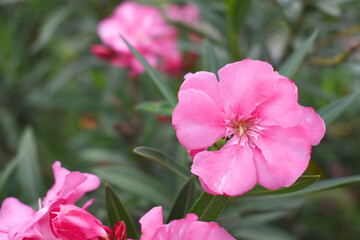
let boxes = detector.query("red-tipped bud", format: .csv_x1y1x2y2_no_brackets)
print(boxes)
113,221,127,240
91,44,116,60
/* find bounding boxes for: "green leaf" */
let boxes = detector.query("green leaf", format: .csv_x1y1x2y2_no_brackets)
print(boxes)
202,40,221,76
133,146,190,180
279,29,318,78
104,184,139,239
79,148,131,164
136,101,174,116
189,192,229,222
234,225,298,240
15,127,43,202
121,36,177,107
246,175,320,195
318,90,360,125
167,177,196,223
94,165,172,207
245,175,360,200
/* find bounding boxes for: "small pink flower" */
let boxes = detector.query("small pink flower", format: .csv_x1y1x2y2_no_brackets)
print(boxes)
139,207,235,240
50,204,108,240
172,59,326,196
95,1,183,77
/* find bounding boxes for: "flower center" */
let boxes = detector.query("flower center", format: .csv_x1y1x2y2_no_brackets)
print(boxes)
233,121,249,137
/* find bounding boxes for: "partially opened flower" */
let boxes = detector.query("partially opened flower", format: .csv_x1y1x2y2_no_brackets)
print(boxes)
0,162,105,240
94,1,183,77
139,206,235,240
172,59,326,196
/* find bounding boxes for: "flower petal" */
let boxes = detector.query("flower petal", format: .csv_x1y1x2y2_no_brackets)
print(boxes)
179,71,222,110
254,125,312,189
139,206,163,240
255,77,302,128
299,106,326,146
172,89,226,150
218,59,279,118
189,221,236,240
191,139,257,196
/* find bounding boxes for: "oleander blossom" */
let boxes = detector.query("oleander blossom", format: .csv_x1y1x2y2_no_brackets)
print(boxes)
165,3,200,25
139,207,235,240
93,1,183,77
172,59,326,196
0,161,108,240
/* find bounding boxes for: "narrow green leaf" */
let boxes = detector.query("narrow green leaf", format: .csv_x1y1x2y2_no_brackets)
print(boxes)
234,225,297,240
245,175,360,200
16,127,43,201
94,166,172,207
189,192,229,222
167,177,196,223
121,36,177,107
104,184,139,239
133,146,189,180
202,40,221,76
136,101,174,116
279,29,318,78
246,175,320,195
318,90,360,125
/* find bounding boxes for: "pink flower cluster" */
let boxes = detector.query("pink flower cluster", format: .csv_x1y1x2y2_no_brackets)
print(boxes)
0,161,110,240
92,1,200,77
173,59,326,196
0,162,235,239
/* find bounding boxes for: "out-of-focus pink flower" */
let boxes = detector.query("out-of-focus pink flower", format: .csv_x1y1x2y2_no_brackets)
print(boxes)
94,1,183,77
0,162,104,240
139,206,235,240
165,3,200,25
172,59,326,196
50,204,108,240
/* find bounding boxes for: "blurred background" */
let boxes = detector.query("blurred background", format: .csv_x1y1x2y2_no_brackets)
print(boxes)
0,0,360,239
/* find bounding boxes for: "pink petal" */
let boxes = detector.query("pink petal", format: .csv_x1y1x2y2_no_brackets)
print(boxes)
189,221,236,240
254,125,312,189
50,204,107,240
0,197,35,234
299,106,326,146
43,161,100,206
172,89,226,150
255,77,302,128
152,214,197,240
218,59,279,118
139,206,163,240
191,139,257,196
179,71,222,110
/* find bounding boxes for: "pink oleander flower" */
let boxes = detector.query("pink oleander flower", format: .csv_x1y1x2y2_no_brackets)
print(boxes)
139,207,235,240
172,59,326,196
0,161,105,240
94,1,183,77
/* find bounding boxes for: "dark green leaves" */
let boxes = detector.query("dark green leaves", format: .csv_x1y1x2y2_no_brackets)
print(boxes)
104,184,139,239
136,101,174,116
133,146,190,180
167,177,196,222
189,192,229,222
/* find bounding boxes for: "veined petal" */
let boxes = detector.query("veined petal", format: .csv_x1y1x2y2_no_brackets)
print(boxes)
254,125,312,189
255,77,302,128
191,140,257,196
299,106,326,146
179,71,222,110
172,89,226,150
218,59,279,118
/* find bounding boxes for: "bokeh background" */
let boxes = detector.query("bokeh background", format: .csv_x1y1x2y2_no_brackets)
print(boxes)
1,0,360,239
